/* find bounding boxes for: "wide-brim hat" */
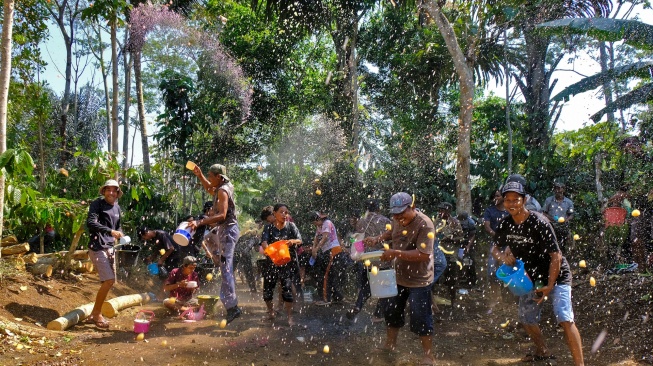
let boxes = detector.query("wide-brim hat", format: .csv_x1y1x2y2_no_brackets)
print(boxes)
99,179,123,198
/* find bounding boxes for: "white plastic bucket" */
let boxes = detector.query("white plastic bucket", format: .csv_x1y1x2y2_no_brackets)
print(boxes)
368,267,398,298
173,221,195,246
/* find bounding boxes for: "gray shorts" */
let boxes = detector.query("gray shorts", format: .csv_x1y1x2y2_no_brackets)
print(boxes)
89,248,116,282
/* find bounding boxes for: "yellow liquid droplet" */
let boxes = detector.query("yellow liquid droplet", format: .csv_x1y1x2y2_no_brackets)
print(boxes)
136,333,145,341
364,259,371,267
161,340,168,346
323,345,330,353
402,230,407,235
427,232,435,239
159,249,166,255
558,217,565,223
371,266,378,275
315,189,322,195
589,277,596,287
385,224,392,231
219,319,227,328
383,243,390,250
206,273,213,281
420,243,426,248
579,260,586,268
573,234,580,240
632,209,641,217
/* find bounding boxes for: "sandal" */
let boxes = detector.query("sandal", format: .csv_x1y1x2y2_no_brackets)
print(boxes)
521,353,556,362
86,315,110,329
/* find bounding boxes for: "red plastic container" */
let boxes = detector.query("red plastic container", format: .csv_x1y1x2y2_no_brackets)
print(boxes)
603,207,627,227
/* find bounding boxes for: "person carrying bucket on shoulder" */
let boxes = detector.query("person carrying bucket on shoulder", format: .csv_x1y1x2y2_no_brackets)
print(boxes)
363,192,436,366
188,164,242,324
492,181,583,365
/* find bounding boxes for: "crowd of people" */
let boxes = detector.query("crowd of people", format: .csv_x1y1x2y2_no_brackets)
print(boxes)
84,157,652,365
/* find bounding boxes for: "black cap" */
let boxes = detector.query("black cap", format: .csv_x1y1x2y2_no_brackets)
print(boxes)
502,181,526,196
203,201,213,211
505,174,527,187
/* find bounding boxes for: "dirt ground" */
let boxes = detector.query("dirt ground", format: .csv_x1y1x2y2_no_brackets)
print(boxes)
0,263,652,366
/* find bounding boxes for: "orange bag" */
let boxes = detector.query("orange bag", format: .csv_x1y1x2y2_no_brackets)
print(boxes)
264,240,291,266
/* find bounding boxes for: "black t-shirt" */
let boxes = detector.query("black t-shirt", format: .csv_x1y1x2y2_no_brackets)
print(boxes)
495,211,572,286
261,222,302,261
87,198,121,251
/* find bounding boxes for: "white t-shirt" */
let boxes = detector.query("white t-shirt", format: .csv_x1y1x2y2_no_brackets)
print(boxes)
314,219,340,252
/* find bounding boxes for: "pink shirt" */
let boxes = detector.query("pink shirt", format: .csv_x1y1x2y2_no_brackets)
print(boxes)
314,219,340,252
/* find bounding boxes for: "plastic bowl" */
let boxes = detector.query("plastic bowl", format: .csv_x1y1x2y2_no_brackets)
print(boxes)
186,281,198,288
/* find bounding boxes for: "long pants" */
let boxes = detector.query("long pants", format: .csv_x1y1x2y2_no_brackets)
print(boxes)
353,261,384,317
315,247,344,302
234,250,256,291
208,223,240,309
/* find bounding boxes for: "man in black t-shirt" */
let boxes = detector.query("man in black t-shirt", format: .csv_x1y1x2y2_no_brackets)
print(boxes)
492,181,584,365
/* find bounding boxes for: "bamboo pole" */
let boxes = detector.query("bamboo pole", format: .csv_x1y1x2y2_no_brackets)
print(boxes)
47,302,95,331
102,292,153,318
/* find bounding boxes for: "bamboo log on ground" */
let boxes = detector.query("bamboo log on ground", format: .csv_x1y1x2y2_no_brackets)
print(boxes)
75,260,94,273
1,243,30,256
1,235,18,247
4,256,25,270
46,302,95,331
35,257,59,266
1,318,51,337
23,252,38,264
28,263,53,277
102,292,153,318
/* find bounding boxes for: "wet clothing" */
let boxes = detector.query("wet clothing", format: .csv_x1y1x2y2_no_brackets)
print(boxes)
390,211,435,288
165,268,199,303
384,284,433,336
146,230,180,271
261,222,302,303
234,230,259,292
437,216,463,252
483,206,509,236
314,219,340,252
495,211,572,287
87,198,122,251
543,195,574,253
356,212,392,239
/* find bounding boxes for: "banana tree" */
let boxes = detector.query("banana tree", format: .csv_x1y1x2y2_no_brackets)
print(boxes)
537,18,653,122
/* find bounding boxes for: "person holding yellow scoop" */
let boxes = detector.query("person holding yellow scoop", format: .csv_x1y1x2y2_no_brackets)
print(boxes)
543,182,574,254
492,181,582,365
363,192,436,365
188,163,242,324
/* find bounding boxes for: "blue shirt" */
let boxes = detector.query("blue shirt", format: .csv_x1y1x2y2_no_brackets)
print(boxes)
483,205,509,232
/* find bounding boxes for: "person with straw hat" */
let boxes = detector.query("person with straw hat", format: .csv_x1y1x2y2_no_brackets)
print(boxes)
85,179,125,329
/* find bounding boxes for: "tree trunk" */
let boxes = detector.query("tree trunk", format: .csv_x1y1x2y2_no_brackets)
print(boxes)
133,51,151,173
595,153,605,210
63,228,85,271
504,30,513,173
122,32,132,168
520,32,552,150
95,26,112,152
110,19,120,158
597,41,615,124
0,0,15,255
424,0,474,214
28,263,53,277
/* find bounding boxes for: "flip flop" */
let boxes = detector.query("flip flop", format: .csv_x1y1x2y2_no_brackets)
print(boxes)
86,315,109,329
521,353,556,362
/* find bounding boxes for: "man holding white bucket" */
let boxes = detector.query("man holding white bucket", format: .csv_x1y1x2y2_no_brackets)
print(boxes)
188,164,242,324
492,181,582,365
363,192,436,366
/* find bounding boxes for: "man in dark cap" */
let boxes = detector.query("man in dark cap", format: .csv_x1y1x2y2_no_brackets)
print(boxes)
493,181,583,365
363,192,437,365
505,174,542,212
543,182,574,253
